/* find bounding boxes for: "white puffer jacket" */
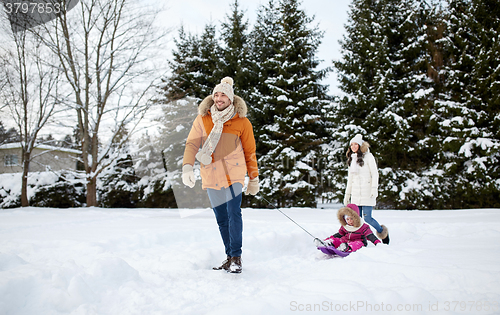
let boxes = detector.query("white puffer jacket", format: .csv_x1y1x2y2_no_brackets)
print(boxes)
344,142,379,207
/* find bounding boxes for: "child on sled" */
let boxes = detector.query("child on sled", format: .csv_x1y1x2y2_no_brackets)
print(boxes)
315,203,380,252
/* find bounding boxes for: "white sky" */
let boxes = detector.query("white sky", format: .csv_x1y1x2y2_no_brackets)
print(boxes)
159,0,352,95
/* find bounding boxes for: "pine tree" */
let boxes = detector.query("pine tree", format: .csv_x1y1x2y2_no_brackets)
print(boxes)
331,0,444,209
98,127,139,208
0,122,7,145
332,0,398,206
162,26,203,101
433,0,500,208
99,153,139,208
219,0,254,101
247,0,282,139
161,22,222,101
133,131,175,208
329,0,388,204
60,135,74,149
462,0,500,208
374,0,441,209
197,21,221,97
399,1,452,209
0,121,20,145
252,0,331,207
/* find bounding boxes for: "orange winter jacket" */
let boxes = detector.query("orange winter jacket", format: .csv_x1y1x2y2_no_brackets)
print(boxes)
183,95,259,190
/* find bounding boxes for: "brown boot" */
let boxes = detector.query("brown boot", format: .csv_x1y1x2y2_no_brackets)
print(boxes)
213,256,231,271
229,256,242,273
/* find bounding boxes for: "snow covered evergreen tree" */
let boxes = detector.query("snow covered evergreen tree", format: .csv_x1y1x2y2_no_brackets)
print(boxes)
332,0,445,209
164,1,253,101
371,0,442,209
157,98,198,177
99,153,138,208
156,97,209,207
162,26,200,101
98,127,139,208
132,96,206,208
333,0,499,209
219,0,254,102
247,0,282,139
162,23,221,102
0,121,20,145
250,0,331,207
432,0,500,208
197,22,222,97
133,131,174,208
328,0,388,204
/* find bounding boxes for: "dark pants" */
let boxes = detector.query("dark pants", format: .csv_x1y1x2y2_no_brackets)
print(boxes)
207,183,243,257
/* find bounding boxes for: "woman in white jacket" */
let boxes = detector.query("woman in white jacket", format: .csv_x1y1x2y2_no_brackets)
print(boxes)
344,134,389,244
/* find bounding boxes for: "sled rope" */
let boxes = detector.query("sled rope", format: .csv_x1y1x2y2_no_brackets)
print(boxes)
258,195,324,245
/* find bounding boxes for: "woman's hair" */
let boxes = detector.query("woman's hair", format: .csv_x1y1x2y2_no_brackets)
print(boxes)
347,146,364,167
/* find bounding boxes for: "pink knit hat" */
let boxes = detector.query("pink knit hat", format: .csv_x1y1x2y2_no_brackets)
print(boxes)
346,203,360,216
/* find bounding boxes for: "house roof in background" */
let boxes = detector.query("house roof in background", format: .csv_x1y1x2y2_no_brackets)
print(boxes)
0,143,81,155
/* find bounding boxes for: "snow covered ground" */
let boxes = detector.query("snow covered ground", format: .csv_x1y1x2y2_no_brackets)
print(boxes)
1,206,499,315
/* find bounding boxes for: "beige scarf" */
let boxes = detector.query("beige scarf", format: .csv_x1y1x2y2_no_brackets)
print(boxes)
195,103,235,165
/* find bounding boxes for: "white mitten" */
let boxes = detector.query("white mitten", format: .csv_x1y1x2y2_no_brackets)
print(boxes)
370,187,378,198
182,164,196,188
343,194,350,206
313,238,324,247
245,177,260,195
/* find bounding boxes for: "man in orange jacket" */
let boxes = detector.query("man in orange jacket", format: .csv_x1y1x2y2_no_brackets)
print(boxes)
182,77,259,273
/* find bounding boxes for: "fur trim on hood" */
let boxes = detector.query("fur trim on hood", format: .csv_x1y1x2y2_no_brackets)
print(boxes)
198,95,247,118
360,141,370,153
337,206,362,228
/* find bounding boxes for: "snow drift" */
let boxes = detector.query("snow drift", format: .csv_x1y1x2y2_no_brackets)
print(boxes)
0,207,499,314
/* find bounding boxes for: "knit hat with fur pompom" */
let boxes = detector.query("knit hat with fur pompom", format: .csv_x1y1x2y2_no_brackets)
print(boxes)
212,77,234,103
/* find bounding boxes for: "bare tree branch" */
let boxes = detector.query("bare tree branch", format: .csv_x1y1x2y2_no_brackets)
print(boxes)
30,0,170,206
0,25,63,206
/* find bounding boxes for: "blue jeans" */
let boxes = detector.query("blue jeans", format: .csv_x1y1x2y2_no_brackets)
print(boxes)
359,206,383,233
207,183,243,257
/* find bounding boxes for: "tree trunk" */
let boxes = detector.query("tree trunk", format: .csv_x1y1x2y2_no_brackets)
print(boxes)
21,164,29,207
86,177,98,207
21,151,30,207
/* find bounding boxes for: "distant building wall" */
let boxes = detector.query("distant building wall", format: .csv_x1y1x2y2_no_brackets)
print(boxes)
0,144,80,174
